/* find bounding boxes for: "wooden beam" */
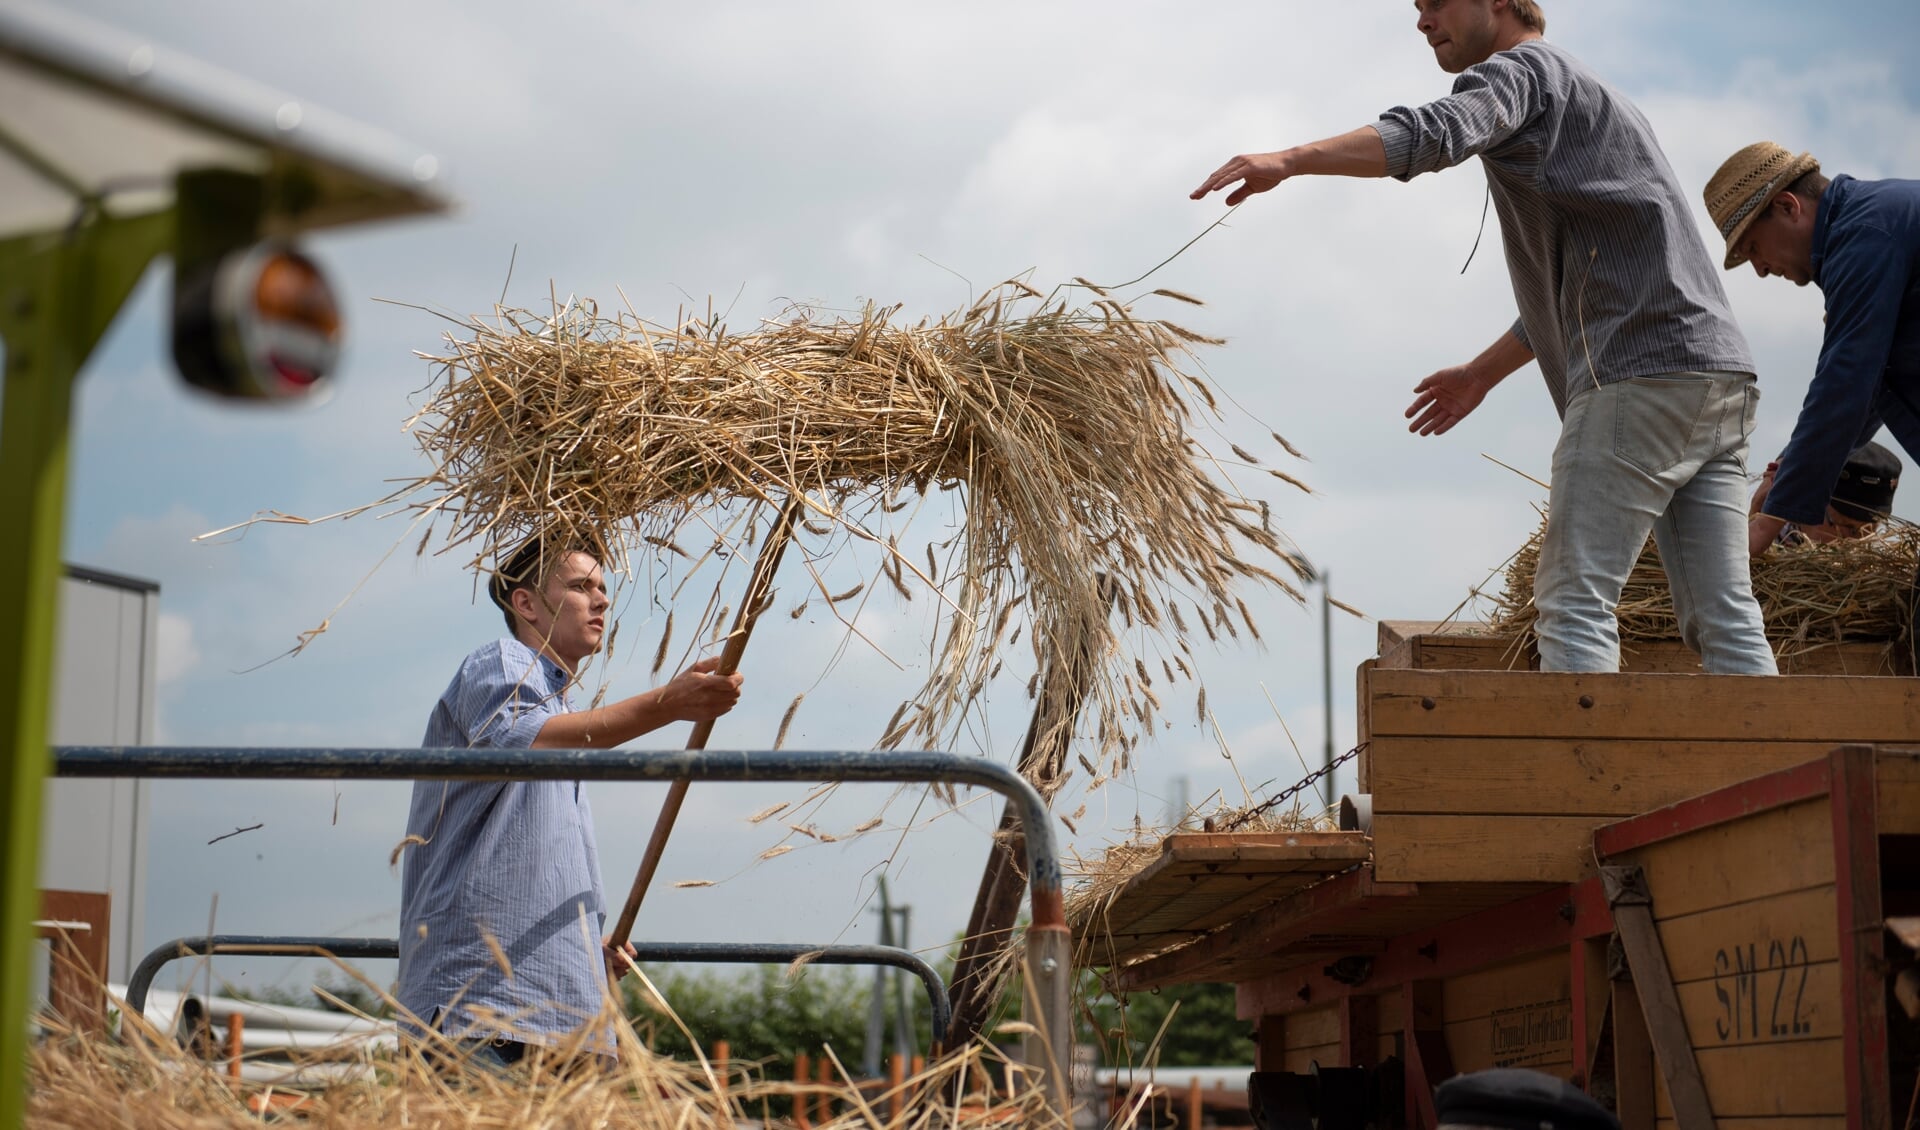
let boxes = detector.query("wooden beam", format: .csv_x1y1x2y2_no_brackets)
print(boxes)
1612,978,1656,1130
1827,746,1890,1130
1255,1014,1286,1073
1373,814,1614,883
1369,737,1835,816
1403,980,1448,1130
1601,866,1714,1130
1340,994,1378,1069
1370,669,1920,742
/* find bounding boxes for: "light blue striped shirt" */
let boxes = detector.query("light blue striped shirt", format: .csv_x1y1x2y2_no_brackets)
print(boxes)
1375,40,1755,415
396,637,608,1042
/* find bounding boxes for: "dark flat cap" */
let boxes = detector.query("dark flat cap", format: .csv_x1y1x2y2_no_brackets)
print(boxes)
1831,441,1901,522
1435,1069,1619,1130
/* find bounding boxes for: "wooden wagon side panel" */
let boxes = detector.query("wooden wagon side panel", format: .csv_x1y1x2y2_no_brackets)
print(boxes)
1632,798,1846,1119
1439,950,1575,1078
1367,670,1920,885
1278,1004,1341,1074
1596,750,1902,1128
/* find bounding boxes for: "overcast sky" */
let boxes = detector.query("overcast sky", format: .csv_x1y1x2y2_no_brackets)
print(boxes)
35,0,1920,1011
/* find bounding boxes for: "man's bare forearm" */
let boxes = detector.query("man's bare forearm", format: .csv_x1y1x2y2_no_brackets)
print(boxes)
1284,126,1391,179
1469,328,1535,388
532,692,677,750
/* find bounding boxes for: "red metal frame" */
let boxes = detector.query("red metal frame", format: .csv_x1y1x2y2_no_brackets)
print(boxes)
1593,755,1834,858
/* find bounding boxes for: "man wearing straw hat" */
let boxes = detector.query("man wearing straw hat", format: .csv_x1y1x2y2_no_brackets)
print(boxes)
1702,142,1920,558
396,536,744,1070
1192,0,1777,674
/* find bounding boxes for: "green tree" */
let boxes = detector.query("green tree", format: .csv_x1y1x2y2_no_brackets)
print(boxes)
1082,980,1254,1068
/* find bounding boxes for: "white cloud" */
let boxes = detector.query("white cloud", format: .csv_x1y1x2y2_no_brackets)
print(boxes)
154,612,199,686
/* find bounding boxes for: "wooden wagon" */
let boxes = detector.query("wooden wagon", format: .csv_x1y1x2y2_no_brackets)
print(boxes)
1074,622,1920,1129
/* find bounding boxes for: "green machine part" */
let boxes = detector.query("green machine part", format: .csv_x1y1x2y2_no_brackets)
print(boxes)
0,206,171,1125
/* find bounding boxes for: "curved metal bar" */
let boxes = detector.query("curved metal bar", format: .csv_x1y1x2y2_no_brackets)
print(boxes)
124,935,952,1047
626,941,950,1047
53,748,1060,911
64,747,1066,1090
125,935,396,1017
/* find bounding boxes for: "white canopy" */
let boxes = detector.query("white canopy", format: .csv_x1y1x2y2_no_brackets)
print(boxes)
0,1,449,240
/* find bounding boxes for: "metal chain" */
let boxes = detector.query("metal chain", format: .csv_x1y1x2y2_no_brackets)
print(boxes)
1221,741,1367,831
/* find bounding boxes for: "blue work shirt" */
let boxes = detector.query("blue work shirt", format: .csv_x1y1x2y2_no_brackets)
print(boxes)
1766,175,1920,524
395,637,608,1044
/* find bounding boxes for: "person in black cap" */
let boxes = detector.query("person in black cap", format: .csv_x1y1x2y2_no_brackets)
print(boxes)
1435,1068,1620,1130
1750,440,1901,547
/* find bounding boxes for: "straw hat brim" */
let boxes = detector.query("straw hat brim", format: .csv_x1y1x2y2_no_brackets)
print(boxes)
1721,152,1821,270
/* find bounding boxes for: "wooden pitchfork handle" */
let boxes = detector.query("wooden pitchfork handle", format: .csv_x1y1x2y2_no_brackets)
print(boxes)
608,496,804,950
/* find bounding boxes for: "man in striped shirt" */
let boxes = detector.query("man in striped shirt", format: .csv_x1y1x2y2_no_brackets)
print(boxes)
1192,0,1777,674
396,538,744,1068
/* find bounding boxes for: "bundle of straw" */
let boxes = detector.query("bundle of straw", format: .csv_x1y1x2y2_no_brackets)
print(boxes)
391,281,1308,791
1488,515,1919,661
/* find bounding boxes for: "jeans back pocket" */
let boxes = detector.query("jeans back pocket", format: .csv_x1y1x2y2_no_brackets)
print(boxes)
1613,375,1713,476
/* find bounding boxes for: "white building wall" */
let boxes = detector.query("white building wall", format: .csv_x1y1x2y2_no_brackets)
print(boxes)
39,565,157,983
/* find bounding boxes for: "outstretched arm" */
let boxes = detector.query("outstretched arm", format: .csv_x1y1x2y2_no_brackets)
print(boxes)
1190,127,1390,204
1405,325,1534,436
531,658,744,749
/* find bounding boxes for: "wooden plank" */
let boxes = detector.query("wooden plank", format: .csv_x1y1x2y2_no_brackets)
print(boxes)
1255,1015,1285,1072
1444,1013,1573,1074
1282,1005,1340,1050
1372,814,1609,883
1878,749,1920,835
1369,668,1920,741
1653,886,1839,984
1375,622,1900,676
1442,951,1569,1023
1615,981,1656,1130
1374,992,1403,1066
1658,886,1835,982
1340,994,1378,1069
1670,961,1840,1049
1652,1040,1847,1117
1280,1042,1339,1074
1627,800,1835,921
1605,866,1714,1130
1355,658,1375,792
1077,831,1371,950
1828,746,1890,1130
1370,737,1832,816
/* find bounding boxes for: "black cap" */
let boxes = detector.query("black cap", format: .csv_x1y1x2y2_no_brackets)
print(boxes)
1831,441,1900,522
1435,1069,1620,1130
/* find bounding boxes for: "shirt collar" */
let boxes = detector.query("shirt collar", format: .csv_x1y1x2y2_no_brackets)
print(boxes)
1810,174,1852,287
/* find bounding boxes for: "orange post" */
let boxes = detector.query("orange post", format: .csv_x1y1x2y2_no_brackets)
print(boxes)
888,1053,906,1122
1189,1074,1204,1128
793,1052,813,1129
713,1039,730,1114
817,1054,834,1120
226,1013,244,1081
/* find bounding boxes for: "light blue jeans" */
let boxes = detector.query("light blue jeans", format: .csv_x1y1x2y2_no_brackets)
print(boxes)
1534,372,1778,675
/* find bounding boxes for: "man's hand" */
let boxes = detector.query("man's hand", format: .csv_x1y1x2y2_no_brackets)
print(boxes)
1191,151,1293,205
1749,514,1788,557
656,657,744,723
1749,461,1779,517
603,936,638,982
1406,366,1493,436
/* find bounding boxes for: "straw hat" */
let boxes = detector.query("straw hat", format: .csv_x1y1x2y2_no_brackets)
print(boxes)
1704,141,1821,269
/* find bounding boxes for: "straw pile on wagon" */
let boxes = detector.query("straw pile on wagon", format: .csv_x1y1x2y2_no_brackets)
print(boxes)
384,280,1308,792
1487,514,1920,663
